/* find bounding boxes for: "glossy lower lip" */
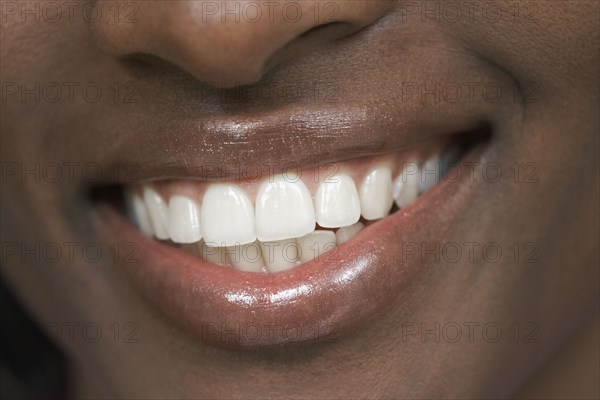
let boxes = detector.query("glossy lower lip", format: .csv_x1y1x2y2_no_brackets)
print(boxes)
100,147,482,349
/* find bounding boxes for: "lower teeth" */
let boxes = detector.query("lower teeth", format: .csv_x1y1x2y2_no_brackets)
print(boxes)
174,224,357,273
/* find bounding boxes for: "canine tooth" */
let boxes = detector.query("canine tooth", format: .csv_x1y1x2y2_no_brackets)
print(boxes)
359,166,393,220
335,222,364,245
315,173,361,228
255,175,316,242
297,230,336,263
201,184,256,246
128,191,154,236
419,155,440,194
168,195,202,244
226,242,264,272
143,186,170,240
393,163,419,208
260,239,299,272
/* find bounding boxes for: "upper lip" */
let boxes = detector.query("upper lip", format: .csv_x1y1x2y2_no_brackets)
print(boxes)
99,102,490,184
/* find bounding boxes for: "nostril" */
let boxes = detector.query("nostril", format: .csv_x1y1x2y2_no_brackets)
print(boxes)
298,21,355,40
120,53,181,72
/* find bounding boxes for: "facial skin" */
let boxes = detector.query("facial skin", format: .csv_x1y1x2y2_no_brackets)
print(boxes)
1,0,598,398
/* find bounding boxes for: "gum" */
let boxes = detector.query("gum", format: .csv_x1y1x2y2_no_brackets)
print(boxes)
129,137,452,203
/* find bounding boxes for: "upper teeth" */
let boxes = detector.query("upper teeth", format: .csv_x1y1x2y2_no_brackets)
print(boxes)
359,166,394,220
393,162,420,209
255,174,315,242
143,186,170,240
201,184,256,246
168,195,202,244
315,173,361,228
126,154,449,273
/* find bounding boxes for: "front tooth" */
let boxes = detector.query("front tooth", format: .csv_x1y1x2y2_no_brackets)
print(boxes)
419,155,440,194
143,186,170,240
201,184,256,246
315,173,361,228
255,175,316,242
335,222,364,245
393,163,419,208
168,195,202,244
297,230,336,263
359,166,393,220
260,239,299,272
128,191,154,236
226,242,264,272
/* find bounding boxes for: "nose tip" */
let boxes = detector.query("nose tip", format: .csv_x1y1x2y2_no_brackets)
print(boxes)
91,1,391,86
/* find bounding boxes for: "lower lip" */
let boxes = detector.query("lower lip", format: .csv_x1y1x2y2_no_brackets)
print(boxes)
100,148,482,349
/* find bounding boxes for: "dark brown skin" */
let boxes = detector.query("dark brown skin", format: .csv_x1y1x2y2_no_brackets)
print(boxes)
1,1,598,398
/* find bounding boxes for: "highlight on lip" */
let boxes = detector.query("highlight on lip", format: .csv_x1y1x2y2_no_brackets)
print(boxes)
124,137,465,273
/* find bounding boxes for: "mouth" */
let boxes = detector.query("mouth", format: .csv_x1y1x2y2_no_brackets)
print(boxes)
96,119,490,348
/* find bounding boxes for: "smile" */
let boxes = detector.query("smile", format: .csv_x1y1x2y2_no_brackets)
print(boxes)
98,117,489,349
126,139,461,273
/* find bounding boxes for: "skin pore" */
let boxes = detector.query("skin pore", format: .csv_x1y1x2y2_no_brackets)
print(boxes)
1,1,598,398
